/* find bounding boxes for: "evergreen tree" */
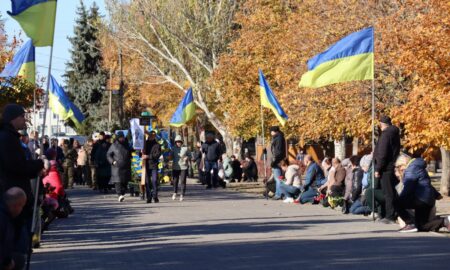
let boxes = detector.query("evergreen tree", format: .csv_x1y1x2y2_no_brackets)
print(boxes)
65,0,106,134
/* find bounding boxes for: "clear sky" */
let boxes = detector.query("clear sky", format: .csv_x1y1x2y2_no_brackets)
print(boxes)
1,0,107,86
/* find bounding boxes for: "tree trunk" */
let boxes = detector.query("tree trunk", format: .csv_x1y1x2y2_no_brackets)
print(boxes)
440,147,450,196
334,138,346,161
352,137,359,156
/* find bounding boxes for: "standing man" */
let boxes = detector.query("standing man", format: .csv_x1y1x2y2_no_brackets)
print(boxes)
107,132,132,202
171,135,190,201
270,126,286,199
142,130,161,203
202,132,222,189
61,140,77,189
84,138,95,188
0,104,44,266
28,131,40,159
374,115,401,224
192,142,204,184
90,132,106,190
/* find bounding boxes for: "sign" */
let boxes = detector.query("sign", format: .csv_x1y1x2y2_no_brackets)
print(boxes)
130,118,145,150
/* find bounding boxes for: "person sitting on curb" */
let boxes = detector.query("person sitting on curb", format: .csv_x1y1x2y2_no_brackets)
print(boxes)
295,155,325,204
394,154,450,233
277,159,301,203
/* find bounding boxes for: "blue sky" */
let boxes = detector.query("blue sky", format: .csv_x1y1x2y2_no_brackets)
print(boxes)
1,0,107,86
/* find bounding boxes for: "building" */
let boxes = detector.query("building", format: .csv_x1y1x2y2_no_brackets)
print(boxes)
28,107,77,137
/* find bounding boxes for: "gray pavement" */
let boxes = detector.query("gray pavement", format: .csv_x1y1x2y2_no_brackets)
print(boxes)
32,181,450,270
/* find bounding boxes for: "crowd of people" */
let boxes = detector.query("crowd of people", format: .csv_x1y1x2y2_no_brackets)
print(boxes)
1,103,449,269
265,117,450,233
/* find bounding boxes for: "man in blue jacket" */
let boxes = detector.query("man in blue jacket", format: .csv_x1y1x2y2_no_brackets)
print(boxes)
296,155,325,204
395,154,450,232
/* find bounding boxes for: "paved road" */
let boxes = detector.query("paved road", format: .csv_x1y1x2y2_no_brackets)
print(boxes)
32,181,450,270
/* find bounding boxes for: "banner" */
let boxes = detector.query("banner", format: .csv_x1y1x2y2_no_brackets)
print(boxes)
130,118,144,150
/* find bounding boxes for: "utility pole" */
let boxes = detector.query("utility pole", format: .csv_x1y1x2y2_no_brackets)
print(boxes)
119,48,124,128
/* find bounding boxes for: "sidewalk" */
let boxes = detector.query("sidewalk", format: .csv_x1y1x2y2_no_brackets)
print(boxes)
32,180,450,270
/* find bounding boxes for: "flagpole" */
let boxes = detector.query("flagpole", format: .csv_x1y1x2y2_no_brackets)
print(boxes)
371,26,376,222
260,101,267,179
28,2,58,268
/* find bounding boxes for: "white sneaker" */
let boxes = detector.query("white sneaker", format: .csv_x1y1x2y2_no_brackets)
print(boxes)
118,195,125,202
444,216,450,230
179,195,184,202
172,193,177,200
283,197,294,203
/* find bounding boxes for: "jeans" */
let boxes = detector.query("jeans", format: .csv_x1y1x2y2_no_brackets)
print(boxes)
350,199,371,215
272,166,282,197
173,169,187,195
204,161,219,188
278,182,300,199
299,188,318,203
145,168,158,199
396,198,445,232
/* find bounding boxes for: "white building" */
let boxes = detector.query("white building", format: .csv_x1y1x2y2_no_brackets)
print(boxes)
28,107,77,137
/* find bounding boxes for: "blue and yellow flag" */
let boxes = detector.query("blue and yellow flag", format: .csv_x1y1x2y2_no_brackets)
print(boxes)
8,0,57,47
0,40,35,84
259,70,288,126
49,75,85,128
299,27,374,88
169,88,196,127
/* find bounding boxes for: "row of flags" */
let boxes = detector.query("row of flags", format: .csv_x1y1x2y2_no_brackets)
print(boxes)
171,27,374,128
1,0,85,128
1,0,374,131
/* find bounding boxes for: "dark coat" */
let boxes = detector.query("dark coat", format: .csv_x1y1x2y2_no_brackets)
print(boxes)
202,140,222,162
271,132,286,167
144,139,161,170
0,201,15,268
94,140,111,178
0,124,43,211
351,167,364,201
107,140,132,184
374,125,401,173
400,158,435,206
243,159,258,180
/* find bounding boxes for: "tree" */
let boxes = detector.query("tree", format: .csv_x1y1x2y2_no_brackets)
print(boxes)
0,15,41,111
105,0,239,153
65,0,107,134
380,0,450,195
212,0,403,145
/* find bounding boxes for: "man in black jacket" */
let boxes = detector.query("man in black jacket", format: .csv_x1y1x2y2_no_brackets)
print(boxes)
107,132,132,202
374,116,401,224
0,104,44,266
202,132,222,189
0,104,44,213
270,126,286,199
142,131,161,203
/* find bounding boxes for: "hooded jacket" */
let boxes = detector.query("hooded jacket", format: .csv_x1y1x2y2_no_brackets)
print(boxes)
399,158,435,206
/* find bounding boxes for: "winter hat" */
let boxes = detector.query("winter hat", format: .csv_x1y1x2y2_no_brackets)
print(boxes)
116,131,125,138
174,135,183,143
270,126,280,132
360,154,373,169
380,115,392,125
1,104,25,124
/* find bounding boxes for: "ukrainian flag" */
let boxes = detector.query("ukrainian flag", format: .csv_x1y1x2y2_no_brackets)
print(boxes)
0,40,35,84
259,69,288,126
299,27,374,88
8,0,57,47
169,88,196,127
49,75,85,128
